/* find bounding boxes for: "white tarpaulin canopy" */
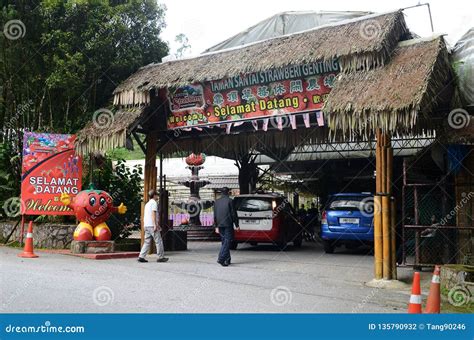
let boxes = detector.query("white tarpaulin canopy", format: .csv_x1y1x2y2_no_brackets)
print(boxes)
204,10,372,53
452,28,474,107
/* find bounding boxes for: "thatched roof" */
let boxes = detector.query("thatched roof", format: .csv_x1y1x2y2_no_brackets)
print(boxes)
154,36,453,157
76,107,145,156
323,36,452,138
76,12,456,158
113,10,408,106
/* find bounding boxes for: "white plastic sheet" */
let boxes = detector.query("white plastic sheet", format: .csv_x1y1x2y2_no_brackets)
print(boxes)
452,28,474,106
204,11,371,53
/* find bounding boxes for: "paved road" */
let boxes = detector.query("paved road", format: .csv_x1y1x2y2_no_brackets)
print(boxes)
0,242,413,313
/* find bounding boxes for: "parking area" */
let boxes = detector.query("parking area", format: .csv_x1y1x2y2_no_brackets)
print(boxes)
1,242,414,313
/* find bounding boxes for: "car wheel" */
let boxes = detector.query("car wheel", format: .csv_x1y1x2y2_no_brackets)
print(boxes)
323,241,335,254
230,241,238,250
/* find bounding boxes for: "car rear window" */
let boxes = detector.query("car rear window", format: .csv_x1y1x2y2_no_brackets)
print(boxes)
234,197,273,212
328,196,372,211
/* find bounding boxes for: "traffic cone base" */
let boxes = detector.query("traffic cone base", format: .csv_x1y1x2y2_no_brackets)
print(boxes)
18,221,38,258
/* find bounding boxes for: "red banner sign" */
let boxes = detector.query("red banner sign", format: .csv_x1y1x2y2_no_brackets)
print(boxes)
166,59,339,129
21,133,82,215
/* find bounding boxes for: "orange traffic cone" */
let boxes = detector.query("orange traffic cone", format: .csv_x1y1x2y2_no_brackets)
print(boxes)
425,265,441,313
18,221,38,258
408,271,422,313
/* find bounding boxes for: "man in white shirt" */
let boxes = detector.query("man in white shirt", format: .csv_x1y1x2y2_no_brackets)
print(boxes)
138,189,169,263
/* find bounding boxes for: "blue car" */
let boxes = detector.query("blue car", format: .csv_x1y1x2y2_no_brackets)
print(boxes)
320,193,374,253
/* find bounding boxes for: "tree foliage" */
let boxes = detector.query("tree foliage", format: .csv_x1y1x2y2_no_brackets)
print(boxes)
1,0,168,135
87,157,143,239
0,0,167,224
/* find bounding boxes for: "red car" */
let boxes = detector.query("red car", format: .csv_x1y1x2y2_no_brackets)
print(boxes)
231,193,303,250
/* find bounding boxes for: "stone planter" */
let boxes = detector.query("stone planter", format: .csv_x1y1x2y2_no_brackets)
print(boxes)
440,264,474,311
0,221,75,249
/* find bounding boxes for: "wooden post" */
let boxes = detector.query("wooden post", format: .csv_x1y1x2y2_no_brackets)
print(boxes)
142,131,158,247
374,195,383,279
381,138,387,194
374,129,383,279
382,195,391,279
414,187,421,266
386,145,393,193
383,135,393,279
391,197,397,279
375,130,396,280
376,130,382,192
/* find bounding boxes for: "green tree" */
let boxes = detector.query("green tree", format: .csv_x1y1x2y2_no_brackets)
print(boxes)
0,0,167,222
1,0,168,135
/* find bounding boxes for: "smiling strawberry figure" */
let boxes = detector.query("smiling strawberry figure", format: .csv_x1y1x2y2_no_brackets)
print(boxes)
60,189,127,241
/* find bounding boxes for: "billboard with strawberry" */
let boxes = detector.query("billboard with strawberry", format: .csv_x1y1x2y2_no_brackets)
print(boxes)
21,133,82,215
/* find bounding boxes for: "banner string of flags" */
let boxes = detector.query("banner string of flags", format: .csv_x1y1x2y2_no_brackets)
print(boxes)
174,111,325,134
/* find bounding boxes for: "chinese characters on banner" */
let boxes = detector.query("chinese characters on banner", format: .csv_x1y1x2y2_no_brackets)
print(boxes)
166,59,339,129
21,133,82,215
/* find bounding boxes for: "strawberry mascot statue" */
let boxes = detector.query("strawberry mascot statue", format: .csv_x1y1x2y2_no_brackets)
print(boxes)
60,189,127,241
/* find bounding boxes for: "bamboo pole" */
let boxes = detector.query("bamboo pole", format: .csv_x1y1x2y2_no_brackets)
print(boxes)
142,131,158,247
386,146,393,194
374,129,383,279
374,195,383,279
381,142,387,195
382,195,391,279
376,130,382,192
391,197,397,279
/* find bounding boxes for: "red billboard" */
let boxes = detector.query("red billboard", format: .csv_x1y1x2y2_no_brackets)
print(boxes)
166,59,339,129
21,133,82,215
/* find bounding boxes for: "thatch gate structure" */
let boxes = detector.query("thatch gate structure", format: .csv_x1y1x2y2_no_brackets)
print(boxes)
77,10,463,279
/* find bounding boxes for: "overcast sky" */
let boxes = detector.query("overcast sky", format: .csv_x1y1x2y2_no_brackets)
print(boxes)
159,0,473,56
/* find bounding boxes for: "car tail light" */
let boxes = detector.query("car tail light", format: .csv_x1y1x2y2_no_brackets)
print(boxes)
321,211,327,225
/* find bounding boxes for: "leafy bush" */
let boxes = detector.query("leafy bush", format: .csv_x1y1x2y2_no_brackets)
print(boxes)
0,141,21,220
86,157,143,239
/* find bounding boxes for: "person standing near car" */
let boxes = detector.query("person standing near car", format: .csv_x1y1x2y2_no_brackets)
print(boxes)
138,189,169,263
307,202,319,242
214,187,239,266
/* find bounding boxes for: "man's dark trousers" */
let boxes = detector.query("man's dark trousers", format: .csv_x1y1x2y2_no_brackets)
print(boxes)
218,227,234,263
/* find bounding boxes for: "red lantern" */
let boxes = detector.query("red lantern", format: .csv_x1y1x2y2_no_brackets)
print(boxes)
185,153,206,166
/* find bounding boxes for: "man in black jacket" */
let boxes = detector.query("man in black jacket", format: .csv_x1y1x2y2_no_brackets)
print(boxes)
214,187,240,266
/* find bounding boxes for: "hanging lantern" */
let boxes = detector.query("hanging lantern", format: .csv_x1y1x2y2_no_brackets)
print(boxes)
185,153,206,166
